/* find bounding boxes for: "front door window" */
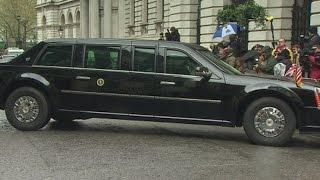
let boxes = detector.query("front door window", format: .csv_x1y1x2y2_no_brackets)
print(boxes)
166,50,199,76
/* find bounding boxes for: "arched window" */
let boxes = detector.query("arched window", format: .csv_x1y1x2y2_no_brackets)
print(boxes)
75,10,80,38
60,14,66,38
42,15,46,26
61,14,66,25
42,15,47,40
67,12,73,38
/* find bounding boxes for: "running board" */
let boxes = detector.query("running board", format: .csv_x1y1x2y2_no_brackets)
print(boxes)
299,126,320,134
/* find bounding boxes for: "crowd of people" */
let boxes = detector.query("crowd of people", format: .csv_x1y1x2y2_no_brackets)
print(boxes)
211,27,320,81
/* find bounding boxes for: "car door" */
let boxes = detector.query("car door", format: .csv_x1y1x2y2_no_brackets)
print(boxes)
60,42,134,115
32,44,80,111
127,41,158,116
154,47,226,121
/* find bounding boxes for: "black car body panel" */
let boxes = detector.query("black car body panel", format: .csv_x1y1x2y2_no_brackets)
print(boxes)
0,38,319,131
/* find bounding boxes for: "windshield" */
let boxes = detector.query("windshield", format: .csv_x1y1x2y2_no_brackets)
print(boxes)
190,45,242,75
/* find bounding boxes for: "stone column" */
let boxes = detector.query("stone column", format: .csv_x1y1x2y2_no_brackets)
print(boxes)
156,0,163,22
118,0,125,38
104,0,112,38
90,0,101,38
80,0,89,38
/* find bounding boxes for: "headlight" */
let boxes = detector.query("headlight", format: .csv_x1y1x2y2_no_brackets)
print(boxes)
315,88,320,109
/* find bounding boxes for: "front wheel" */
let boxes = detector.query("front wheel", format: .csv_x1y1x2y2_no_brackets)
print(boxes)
243,97,296,146
5,87,50,131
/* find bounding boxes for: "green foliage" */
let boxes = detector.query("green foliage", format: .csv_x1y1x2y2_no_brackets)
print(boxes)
217,0,268,28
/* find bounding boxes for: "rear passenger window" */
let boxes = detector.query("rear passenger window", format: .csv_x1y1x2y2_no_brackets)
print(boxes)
85,46,120,70
166,50,199,76
36,46,72,67
134,48,155,72
120,46,131,71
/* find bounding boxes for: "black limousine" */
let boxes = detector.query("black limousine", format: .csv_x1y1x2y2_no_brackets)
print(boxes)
0,39,319,146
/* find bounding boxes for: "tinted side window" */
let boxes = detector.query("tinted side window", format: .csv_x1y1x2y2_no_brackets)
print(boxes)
134,48,155,72
36,46,72,67
166,50,199,75
120,46,131,71
85,46,120,70
13,43,44,65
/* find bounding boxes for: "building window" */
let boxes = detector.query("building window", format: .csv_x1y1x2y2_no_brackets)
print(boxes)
60,14,66,38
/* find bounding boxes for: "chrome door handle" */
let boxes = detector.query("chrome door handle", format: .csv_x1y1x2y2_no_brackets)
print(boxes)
160,81,175,85
75,76,91,80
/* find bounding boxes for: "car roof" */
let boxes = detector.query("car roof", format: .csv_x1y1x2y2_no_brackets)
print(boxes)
44,38,196,47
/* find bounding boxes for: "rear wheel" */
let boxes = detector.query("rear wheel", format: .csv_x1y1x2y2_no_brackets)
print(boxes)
5,87,50,131
243,97,296,146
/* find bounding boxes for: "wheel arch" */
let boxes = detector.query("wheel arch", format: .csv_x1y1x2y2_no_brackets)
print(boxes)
235,88,303,128
0,73,57,113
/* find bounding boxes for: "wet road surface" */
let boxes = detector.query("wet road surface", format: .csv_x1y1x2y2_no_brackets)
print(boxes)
0,110,320,180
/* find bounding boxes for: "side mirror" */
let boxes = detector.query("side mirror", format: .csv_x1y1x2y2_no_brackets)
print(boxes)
196,66,212,80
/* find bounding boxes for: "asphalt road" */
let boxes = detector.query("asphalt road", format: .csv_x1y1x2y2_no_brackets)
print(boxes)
0,110,320,180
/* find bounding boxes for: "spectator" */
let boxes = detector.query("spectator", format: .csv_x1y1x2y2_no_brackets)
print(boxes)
159,32,164,40
218,43,236,68
292,44,302,64
272,38,293,61
274,49,292,76
165,29,172,41
305,26,320,49
170,27,180,42
254,46,277,75
228,34,242,57
308,44,320,80
235,57,245,73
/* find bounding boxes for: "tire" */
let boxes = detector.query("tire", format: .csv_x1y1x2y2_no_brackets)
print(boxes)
5,87,50,131
243,97,296,146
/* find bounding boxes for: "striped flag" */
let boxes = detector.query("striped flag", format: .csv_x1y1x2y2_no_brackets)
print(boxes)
315,88,320,109
294,65,303,88
285,64,297,77
285,54,303,88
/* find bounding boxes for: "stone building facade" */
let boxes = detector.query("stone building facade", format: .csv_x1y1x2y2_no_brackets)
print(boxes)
36,0,319,49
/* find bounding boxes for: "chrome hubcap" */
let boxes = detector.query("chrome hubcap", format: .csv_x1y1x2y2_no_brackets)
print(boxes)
13,96,39,123
254,107,286,137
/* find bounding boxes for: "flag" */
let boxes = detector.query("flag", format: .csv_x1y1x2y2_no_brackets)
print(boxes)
294,66,303,88
315,88,320,109
285,54,303,88
285,64,296,77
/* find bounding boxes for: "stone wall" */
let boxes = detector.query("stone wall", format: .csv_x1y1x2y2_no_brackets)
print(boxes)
36,0,306,50
248,0,294,49
311,0,320,28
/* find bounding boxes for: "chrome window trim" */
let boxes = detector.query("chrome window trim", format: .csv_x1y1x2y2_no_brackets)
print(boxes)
61,90,222,103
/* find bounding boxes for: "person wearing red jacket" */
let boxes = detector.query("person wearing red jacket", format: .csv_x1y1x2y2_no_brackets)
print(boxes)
308,44,320,80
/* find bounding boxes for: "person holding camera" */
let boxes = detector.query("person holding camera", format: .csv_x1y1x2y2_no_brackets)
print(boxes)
308,44,320,80
306,26,320,49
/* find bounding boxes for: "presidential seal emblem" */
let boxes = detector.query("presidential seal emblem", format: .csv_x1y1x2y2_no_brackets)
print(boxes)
97,78,105,87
